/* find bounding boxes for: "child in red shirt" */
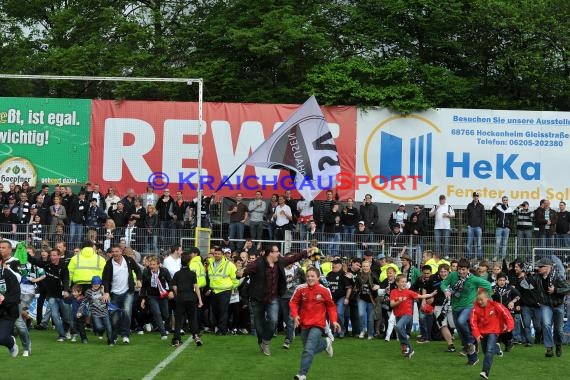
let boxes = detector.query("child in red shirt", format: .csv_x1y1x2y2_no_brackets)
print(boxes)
390,274,437,358
470,288,514,379
290,267,341,380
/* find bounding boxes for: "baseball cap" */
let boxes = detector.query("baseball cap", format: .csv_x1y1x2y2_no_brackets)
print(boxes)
332,258,343,265
358,221,365,225
536,257,553,267
222,247,231,254
2,204,10,210
472,192,479,197
91,276,103,285
31,204,38,209
399,203,405,207
363,250,373,257
377,253,386,260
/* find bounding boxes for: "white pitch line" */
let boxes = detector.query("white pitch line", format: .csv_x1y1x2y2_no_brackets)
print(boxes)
142,340,191,380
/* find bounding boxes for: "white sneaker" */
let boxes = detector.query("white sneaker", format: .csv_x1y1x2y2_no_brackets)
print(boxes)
326,328,335,342
71,334,78,342
144,323,153,332
161,335,168,340
23,350,30,357
359,331,366,339
137,330,144,335
65,331,72,340
294,375,306,380
325,337,334,358
123,337,130,344
9,337,19,358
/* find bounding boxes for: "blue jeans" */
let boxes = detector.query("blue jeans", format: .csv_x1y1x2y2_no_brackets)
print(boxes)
396,314,412,349
148,295,168,335
160,220,172,247
251,299,280,343
537,232,554,256
228,221,245,251
335,297,346,337
329,232,341,257
14,305,31,351
48,297,67,338
521,306,542,344
357,299,374,335
517,229,533,258
495,227,510,259
434,229,450,257
513,313,523,342
481,333,500,375
419,310,434,340
466,226,482,259
298,327,327,376
343,225,356,235
92,314,115,344
540,303,565,348
556,233,570,248
249,221,264,242
69,222,84,248
111,292,135,338
278,298,294,342
453,307,478,362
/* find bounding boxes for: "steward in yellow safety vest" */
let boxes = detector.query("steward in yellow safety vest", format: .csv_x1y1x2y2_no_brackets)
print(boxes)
68,244,104,286
207,249,238,294
189,246,207,288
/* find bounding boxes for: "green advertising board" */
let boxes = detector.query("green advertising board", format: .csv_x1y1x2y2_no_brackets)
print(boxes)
0,97,91,189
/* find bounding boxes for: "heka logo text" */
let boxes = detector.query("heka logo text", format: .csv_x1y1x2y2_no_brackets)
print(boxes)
446,153,540,180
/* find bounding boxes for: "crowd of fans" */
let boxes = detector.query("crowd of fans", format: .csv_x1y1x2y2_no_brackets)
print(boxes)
0,181,569,380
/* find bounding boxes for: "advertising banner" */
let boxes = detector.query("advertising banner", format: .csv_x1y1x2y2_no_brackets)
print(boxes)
89,100,356,199
0,97,91,188
356,108,570,207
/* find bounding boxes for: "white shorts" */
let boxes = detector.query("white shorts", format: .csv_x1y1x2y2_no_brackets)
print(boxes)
434,305,455,329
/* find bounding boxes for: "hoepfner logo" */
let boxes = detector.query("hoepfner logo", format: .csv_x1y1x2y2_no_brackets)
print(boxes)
363,115,440,200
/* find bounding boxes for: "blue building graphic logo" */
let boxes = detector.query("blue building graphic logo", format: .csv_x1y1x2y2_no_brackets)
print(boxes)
379,131,432,185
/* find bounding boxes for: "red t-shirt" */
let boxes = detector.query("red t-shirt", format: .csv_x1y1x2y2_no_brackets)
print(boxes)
390,288,419,317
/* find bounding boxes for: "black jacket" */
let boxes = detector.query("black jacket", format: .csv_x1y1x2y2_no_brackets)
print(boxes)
102,255,142,295
69,198,88,224
359,203,379,228
527,272,570,307
140,267,172,297
0,267,20,320
27,254,69,298
466,201,485,228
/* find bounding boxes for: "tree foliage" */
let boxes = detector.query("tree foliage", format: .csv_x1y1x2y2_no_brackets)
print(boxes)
0,0,568,112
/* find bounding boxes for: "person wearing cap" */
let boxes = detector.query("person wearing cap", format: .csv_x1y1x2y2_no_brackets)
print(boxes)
102,244,142,344
525,257,570,357
513,261,542,346
388,203,408,230
441,258,492,365
85,275,115,345
352,221,369,258
326,258,352,338
470,287,514,379
86,197,107,229
382,223,406,257
466,192,485,260
513,201,534,258
362,250,381,279
207,246,238,335
492,196,514,262
429,195,455,259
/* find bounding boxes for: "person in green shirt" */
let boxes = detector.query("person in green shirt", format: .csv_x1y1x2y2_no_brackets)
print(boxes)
441,258,492,366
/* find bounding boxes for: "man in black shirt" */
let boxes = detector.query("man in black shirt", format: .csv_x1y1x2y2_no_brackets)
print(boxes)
171,252,203,347
556,201,570,247
326,258,352,338
413,265,435,343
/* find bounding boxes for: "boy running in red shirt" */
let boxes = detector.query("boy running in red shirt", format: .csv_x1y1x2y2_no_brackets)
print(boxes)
390,274,437,358
470,288,514,379
290,267,341,380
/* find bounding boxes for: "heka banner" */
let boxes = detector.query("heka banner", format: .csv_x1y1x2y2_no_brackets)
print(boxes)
243,96,340,201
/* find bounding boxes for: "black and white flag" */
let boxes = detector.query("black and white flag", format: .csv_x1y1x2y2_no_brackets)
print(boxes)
244,96,340,201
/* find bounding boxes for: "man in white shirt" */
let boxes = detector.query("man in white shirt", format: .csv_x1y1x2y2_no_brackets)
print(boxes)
272,195,292,240
162,245,182,332
429,194,455,259
102,244,142,344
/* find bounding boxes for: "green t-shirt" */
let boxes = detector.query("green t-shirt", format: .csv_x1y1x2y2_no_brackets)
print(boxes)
440,271,492,311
